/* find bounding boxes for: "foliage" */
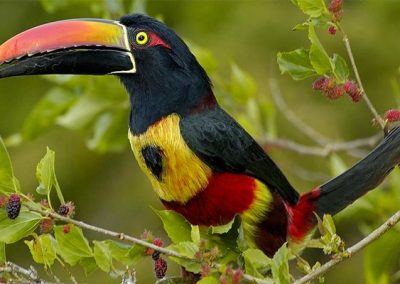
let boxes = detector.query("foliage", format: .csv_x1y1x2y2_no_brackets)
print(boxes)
0,0,400,283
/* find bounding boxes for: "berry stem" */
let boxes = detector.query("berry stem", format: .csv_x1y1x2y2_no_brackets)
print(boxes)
340,30,385,131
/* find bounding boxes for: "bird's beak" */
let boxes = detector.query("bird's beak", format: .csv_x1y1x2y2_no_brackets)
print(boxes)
0,19,136,78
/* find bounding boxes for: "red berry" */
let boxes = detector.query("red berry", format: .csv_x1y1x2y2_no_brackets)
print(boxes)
6,193,21,219
312,77,328,90
201,264,211,278
154,258,167,279
58,201,75,217
385,109,400,122
344,80,362,102
153,237,163,247
328,26,337,35
232,269,243,284
63,224,71,234
0,196,7,208
40,218,54,234
329,0,342,13
326,86,344,100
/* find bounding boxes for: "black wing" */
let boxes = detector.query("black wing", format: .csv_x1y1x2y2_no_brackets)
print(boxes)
180,107,299,205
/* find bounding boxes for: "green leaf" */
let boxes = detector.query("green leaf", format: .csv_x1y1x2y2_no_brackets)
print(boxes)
0,208,42,244
243,248,272,278
36,148,64,203
154,209,191,243
277,48,317,80
79,257,98,275
105,240,144,266
168,242,201,273
36,148,56,195
0,242,5,264
0,136,17,194
229,64,257,104
308,24,332,75
54,224,92,266
365,230,400,284
21,88,77,140
87,110,129,153
25,234,56,267
210,217,236,234
332,54,350,83
191,225,200,245
93,241,112,272
322,214,336,236
197,276,219,284
271,244,290,284
296,0,324,17
57,96,112,130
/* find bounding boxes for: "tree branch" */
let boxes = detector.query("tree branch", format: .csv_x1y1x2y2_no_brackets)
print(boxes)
293,210,400,284
261,134,381,157
338,29,385,131
0,261,54,284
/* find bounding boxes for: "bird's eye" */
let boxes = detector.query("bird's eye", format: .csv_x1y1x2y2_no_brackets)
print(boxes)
135,31,149,45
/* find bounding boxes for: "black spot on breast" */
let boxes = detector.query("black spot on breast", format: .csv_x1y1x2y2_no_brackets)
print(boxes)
141,145,163,180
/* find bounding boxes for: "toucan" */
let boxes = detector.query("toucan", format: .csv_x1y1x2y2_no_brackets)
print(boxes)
1,14,400,257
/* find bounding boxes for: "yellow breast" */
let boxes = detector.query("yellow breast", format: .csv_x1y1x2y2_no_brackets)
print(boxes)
128,114,212,203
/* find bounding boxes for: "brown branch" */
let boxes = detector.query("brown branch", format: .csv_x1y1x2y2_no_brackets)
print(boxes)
293,210,400,284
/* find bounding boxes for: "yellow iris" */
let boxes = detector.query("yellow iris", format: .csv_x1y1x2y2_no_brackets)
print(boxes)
135,31,149,45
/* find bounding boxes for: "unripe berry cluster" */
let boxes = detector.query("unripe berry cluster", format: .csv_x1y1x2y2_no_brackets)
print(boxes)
313,77,362,102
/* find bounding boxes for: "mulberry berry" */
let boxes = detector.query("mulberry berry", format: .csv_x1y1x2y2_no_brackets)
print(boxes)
153,238,163,247
151,251,160,261
40,218,54,234
58,201,75,217
6,193,21,219
385,109,400,122
0,196,7,208
329,0,342,13
344,80,362,102
326,86,344,100
328,26,337,35
63,224,71,234
154,258,167,279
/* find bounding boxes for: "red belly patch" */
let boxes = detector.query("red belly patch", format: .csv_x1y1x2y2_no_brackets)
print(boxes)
162,173,257,226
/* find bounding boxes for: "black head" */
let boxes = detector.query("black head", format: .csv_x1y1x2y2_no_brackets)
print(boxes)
118,14,214,134
0,14,216,135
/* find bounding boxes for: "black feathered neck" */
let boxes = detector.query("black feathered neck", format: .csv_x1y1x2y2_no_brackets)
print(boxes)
118,14,215,135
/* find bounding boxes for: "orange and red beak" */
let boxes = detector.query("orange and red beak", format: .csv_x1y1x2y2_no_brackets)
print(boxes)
0,19,136,78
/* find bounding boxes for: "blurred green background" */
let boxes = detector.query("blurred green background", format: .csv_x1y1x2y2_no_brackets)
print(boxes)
0,0,400,283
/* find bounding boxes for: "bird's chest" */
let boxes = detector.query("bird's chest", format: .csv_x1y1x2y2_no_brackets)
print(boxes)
128,114,212,203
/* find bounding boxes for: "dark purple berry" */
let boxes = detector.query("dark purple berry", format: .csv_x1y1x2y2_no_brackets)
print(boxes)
152,251,160,261
57,201,75,217
154,258,167,279
6,193,21,219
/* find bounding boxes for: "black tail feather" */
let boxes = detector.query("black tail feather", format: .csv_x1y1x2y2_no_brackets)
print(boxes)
315,127,400,217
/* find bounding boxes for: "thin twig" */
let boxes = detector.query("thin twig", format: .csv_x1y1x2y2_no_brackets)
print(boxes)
262,133,381,157
269,79,330,145
26,207,276,284
293,210,400,284
0,261,53,284
268,79,381,157
28,208,186,259
341,33,385,131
